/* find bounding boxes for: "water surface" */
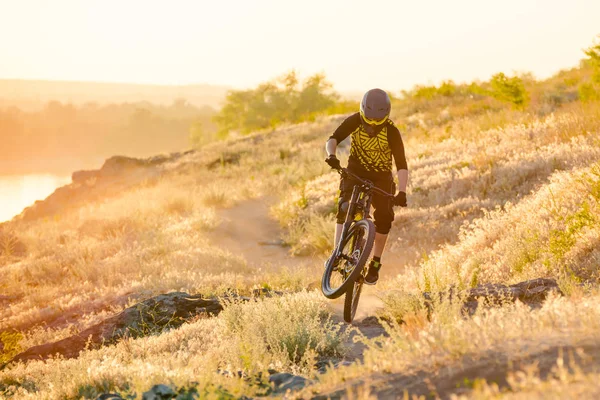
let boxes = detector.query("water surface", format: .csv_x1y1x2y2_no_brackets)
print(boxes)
0,175,70,222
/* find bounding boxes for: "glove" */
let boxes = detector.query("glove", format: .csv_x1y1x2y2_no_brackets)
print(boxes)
325,155,341,170
393,191,407,207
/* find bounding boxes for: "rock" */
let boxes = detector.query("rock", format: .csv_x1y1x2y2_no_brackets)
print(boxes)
315,359,353,374
257,239,287,246
95,394,124,400
251,287,284,298
72,169,99,183
269,372,309,394
206,152,244,170
357,316,383,327
5,292,245,366
423,278,563,315
100,156,147,176
462,278,562,313
0,295,20,305
142,384,176,400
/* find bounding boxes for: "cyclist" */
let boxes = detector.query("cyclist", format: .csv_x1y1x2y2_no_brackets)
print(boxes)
325,88,408,285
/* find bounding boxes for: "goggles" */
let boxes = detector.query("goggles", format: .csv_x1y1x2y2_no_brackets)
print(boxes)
360,110,388,126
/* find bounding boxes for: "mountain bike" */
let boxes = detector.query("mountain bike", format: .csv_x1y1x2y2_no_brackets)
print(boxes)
321,168,395,323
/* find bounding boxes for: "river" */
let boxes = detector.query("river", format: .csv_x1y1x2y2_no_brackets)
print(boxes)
0,175,71,223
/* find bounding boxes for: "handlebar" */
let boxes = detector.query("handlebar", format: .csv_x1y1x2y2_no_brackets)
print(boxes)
337,168,395,198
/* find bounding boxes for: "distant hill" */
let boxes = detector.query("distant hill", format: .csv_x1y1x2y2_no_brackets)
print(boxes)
0,79,230,110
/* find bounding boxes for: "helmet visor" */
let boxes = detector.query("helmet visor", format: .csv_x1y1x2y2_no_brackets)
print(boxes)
360,110,388,126
360,115,386,136
363,114,388,126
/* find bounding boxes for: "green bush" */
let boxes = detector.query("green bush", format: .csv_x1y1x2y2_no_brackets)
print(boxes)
413,85,438,100
579,37,600,102
579,83,600,102
214,71,339,136
490,73,529,109
438,80,457,97
409,80,477,101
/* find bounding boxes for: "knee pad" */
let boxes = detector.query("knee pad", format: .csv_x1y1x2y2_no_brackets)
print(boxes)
373,204,394,234
375,222,392,235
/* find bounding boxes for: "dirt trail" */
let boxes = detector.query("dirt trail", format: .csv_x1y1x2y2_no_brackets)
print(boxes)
210,197,315,269
210,197,388,361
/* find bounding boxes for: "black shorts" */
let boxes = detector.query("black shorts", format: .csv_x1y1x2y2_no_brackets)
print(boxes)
336,176,395,234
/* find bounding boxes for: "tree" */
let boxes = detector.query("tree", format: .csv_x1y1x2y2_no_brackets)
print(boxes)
214,72,340,136
295,73,338,121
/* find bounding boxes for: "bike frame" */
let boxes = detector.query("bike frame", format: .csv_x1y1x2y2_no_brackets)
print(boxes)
333,169,390,262
323,168,396,318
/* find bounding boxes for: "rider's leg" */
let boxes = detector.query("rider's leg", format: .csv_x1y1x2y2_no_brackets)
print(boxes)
365,232,388,285
373,232,388,259
371,178,395,260
365,179,395,284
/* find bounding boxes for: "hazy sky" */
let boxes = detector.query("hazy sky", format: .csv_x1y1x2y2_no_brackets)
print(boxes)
1,0,599,92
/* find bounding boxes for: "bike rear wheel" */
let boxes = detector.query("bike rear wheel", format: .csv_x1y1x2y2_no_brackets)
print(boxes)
321,219,375,299
343,276,364,323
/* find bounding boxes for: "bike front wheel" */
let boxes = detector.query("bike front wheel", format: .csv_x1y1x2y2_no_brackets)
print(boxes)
321,219,375,299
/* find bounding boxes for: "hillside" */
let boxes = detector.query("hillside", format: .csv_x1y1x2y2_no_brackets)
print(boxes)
2,62,600,399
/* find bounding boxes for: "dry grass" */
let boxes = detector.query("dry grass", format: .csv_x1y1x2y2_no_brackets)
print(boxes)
1,76,600,398
306,292,600,398
0,292,345,399
463,369,600,399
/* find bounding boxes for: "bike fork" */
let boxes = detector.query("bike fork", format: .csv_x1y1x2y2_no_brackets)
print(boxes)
332,188,361,260
333,222,352,258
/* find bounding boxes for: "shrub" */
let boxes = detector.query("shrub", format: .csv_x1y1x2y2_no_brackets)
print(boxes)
437,80,457,97
490,72,529,109
413,85,438,100
219,292,347,375
579,37,600,102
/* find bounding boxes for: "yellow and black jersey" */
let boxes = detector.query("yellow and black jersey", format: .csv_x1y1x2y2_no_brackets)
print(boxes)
330,112,407,179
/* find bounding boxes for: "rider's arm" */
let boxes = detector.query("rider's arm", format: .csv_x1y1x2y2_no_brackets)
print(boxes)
388,126,409,192
326,138,337,157
326,113,360,156
397,169,408,193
